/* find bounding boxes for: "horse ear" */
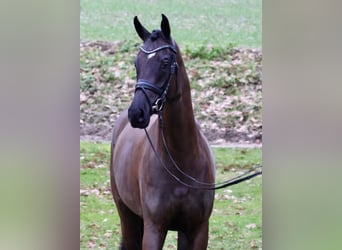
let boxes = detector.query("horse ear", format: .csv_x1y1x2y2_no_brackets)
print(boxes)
161,14,171,39
134,16,150,41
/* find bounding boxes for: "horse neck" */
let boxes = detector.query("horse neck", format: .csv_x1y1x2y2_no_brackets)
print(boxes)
160,54,198,156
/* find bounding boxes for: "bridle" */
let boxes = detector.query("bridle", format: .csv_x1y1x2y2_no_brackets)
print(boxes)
135,42,262,190
144,112,262,190
135,42,178,114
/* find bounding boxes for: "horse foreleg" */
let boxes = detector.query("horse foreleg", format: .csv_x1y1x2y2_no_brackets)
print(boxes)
115,200,144,250
142,221,167,250
110,173,143,249
177,231,189,250
177,221,209,250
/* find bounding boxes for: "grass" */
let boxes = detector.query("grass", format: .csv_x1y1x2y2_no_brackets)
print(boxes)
80,0,261,48
80,1,262,248
80,141,262,249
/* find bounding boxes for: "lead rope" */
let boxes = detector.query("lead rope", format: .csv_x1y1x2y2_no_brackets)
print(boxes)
144,111,262,190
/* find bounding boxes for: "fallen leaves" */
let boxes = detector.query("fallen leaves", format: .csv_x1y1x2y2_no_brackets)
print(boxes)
80,41,262,144
80,179,112,198
246,223,257,229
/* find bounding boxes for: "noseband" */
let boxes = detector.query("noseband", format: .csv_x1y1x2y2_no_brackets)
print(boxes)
135,43,178,114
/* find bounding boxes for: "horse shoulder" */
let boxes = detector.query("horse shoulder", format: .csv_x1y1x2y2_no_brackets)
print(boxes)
111,110,129,148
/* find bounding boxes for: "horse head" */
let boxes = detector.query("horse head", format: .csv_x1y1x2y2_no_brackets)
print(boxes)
128,14,178,128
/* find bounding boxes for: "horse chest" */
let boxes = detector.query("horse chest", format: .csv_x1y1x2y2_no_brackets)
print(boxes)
173,186,189,198
143,185,212,221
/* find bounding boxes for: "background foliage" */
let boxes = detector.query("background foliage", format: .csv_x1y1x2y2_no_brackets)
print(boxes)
80,0,262,249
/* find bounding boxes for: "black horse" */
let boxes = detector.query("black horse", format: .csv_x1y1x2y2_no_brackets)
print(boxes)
110,14,215,249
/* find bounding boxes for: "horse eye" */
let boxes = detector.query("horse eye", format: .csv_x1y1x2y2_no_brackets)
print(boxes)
161,56,170,69
162,57,170,64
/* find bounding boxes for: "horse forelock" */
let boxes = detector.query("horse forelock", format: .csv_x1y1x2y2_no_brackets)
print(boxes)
142,29,174,49
151,29,160,41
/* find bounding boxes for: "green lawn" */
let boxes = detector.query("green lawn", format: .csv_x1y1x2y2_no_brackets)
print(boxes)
80,0,261,48
80,141,262,249
80,1,262,248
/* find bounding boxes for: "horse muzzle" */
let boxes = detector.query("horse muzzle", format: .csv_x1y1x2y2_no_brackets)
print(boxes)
128,104,151,129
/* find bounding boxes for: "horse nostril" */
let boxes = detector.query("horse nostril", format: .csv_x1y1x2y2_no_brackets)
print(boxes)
128,105,149,128
137,109,145,123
